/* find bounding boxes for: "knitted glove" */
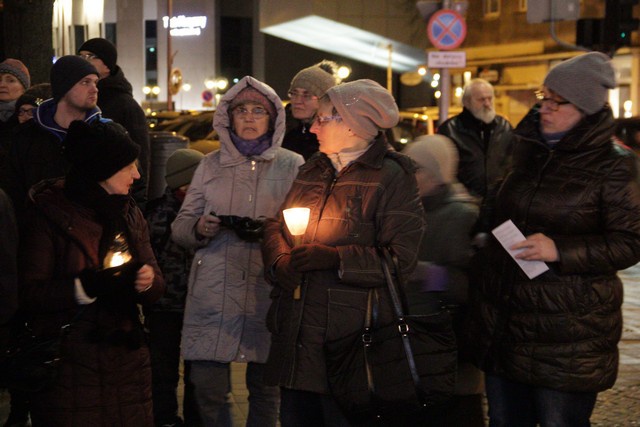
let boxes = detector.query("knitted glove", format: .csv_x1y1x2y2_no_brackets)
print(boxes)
273,254,303,291
290,244,339,272
79,262,141,298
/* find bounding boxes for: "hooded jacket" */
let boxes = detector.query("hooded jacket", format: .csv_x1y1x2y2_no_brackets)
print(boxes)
470,106,640,392
0,98,103,218
97,66,150,207
261,135,426,393
171,76,304,363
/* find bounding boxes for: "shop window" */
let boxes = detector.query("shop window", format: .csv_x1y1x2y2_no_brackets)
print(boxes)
518,0,527,11
483,0,500,17
74,25,86,51
105,23,117,45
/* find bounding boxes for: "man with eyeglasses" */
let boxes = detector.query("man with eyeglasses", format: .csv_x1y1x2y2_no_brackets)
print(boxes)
282,60,340,160
471,52,640,426
78,38,150,209
437,78,515,202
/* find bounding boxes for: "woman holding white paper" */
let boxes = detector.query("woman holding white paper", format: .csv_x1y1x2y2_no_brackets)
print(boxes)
471,52,640,426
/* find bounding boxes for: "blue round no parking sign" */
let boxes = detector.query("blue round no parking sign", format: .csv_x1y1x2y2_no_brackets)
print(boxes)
427,9,467,50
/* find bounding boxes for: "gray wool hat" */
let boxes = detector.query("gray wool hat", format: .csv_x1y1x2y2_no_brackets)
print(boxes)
543,52,616,115
289,61,339,98
165,148,205,190
326,79,399,141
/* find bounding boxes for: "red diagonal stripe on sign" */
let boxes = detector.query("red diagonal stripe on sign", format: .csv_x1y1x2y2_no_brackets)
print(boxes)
435,16,458,43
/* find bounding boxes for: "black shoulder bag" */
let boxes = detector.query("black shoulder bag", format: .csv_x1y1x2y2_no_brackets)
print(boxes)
0,307,86,393
325,247,457,425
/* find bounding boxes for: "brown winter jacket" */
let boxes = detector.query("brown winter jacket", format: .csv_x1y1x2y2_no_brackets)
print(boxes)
19,179,164,426
471,107,640,393
261,135,426,393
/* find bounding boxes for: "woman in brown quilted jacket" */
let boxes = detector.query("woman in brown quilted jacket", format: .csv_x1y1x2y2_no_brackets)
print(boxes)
18,120,164,426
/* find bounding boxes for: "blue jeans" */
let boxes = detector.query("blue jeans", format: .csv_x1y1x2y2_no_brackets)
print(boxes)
485,374,597,427
185,360,279,427
279,388,351,427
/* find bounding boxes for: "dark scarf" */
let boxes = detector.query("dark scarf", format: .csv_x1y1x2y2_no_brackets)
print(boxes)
64,172,143,349
230,130,273,156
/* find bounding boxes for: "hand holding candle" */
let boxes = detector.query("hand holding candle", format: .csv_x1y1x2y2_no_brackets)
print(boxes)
283,207,310,299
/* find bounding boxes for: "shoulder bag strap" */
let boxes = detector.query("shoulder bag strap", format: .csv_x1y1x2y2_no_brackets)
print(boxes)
378,247,422,389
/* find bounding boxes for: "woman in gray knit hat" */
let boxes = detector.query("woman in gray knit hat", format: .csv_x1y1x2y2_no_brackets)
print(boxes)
471,52,640,426
282,60,340,160
261,79,426,425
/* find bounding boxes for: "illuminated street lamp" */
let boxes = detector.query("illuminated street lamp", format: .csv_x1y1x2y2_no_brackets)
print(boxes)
337,65,351,81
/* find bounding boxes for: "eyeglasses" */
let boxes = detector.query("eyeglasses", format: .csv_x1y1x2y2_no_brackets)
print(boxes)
535,90,571,112
314,115,342,126
17,107,33,117
288,91,318,102
78,53,98,60
232,106,269,119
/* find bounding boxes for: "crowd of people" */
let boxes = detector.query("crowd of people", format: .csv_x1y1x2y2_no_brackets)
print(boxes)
0,44,639,427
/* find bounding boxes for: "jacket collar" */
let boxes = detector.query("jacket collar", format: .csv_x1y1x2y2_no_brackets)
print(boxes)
34,99,103,142
515,106,615,153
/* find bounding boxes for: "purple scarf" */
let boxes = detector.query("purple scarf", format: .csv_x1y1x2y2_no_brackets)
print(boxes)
230,130,273,157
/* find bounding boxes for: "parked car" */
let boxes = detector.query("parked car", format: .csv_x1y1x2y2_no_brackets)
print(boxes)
148,110,219,154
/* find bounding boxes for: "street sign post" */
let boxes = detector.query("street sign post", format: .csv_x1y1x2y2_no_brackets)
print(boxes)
427,51,466,68
427,9,467,126
427,9,467,50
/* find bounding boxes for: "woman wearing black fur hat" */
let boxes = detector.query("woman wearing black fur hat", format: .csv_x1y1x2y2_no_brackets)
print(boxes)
18,120,164,426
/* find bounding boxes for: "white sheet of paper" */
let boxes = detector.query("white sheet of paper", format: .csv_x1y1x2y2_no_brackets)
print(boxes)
491,220,550,280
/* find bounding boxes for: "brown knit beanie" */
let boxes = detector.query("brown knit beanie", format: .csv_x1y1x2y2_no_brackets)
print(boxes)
326,79,399,141
230,86,277,124
0,58,30,90
289,61,339,98
543,52,616,115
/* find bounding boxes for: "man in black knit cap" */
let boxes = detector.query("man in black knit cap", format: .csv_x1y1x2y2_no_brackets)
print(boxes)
78,38,150,208
1,55,106,220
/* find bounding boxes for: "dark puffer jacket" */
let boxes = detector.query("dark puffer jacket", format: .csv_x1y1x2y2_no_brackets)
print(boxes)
438,108,514,199
97,66,150,207
20,179,164,426
261,135,426,393
471,107,640,393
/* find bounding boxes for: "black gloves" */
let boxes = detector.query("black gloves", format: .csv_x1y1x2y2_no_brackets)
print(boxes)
290,244,339,272
79,262,141,298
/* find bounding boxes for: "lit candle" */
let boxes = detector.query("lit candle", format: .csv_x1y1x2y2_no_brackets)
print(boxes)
283,207,310,299
103,233,133,268
283,208,310,245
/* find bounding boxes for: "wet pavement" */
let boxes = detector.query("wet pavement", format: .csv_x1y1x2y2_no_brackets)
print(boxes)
2,264,640,425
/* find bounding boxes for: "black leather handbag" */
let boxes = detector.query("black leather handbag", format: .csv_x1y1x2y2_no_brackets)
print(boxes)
0,308,85,393
325,248,457,425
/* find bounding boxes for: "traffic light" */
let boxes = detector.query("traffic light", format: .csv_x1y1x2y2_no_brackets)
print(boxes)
603,0,639,47
577,0,639,53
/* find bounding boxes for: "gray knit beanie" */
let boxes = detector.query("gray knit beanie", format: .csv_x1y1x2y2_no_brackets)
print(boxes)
326,79,399,141
543,52,616,115
289,61,339,98
165,148,205,190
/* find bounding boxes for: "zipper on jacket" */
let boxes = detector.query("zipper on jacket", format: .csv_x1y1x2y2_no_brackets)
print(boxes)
286,173,337,387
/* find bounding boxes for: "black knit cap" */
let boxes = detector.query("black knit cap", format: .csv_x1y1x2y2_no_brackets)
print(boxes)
51,56,99,103
63,120,140,182
78,38,117,73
